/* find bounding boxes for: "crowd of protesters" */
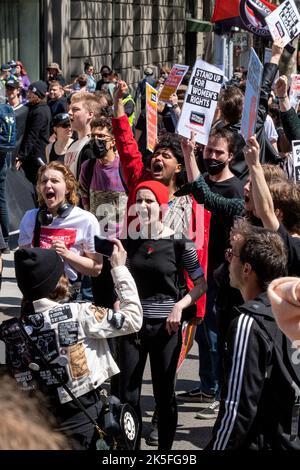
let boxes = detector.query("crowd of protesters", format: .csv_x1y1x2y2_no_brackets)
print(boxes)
0,36,300,451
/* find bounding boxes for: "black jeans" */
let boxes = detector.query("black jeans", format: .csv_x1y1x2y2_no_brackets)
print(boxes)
55,388,103,450
118,317,182,450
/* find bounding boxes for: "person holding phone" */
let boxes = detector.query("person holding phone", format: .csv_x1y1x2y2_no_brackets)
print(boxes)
117,180,207,450
1,241,142,449
18,161,102,287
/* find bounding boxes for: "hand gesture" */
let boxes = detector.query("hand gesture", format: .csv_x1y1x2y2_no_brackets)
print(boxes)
51,240,69,259
169,93,178,107
109,238,127,268
181,131,196,158
112,80,127,102
243,135,260,167
166,303,183,335
271,38,284,59
274,75,288,98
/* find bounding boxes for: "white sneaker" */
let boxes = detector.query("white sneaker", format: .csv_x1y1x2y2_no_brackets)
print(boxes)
195,400,220,419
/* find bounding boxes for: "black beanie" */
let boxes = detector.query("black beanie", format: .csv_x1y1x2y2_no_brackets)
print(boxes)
14,248,64,301
29,80,48,99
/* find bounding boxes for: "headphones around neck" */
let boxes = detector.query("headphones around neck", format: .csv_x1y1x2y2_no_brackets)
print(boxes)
38,203,74,226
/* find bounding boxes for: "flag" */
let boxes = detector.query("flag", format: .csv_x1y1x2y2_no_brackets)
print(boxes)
211,0,277,36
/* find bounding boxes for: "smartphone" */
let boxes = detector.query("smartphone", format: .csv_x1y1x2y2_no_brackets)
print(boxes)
94,236,114,257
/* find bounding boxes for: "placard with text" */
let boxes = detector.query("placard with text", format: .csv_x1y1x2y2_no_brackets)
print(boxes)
146,83,158,153
176,59,223,145
265,0,300,47
240,48,263,142
159,64,189,103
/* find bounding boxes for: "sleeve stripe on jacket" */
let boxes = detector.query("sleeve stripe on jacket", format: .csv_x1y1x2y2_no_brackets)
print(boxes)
213,313,254,450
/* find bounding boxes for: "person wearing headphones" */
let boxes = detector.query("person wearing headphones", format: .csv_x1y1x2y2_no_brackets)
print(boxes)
18,161,102,284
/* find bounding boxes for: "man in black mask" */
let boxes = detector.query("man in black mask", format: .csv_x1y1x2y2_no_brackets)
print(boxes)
79,115,127,306
177,127,244,416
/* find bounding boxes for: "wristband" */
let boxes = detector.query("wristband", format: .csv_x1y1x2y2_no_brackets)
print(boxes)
277,95,288,100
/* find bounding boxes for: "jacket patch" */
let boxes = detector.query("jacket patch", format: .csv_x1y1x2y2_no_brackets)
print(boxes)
31,330,59,362
107,310,125,330
68,343,90,379
49,305,73,324
88,305,107,323
58,321,78,346
27,313,44,330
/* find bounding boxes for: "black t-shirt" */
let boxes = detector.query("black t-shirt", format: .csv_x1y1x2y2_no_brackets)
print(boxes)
205,174,244,275
277,224,300,276
124,235,203,302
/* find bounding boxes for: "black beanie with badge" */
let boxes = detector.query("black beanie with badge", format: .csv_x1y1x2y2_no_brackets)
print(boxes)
29,80,48,99
14,248,64,301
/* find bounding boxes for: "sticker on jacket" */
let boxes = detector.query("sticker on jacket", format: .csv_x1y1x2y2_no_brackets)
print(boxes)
88,304,107,323
49,305,73,324
31,330,59,362
58,321,79,346
107,310,125,330
27,313,45,330
68,343,90,379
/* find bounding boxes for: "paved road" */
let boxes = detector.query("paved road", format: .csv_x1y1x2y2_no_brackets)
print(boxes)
0,250,214,450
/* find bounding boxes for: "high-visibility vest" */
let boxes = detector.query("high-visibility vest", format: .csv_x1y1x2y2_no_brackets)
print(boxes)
122,95,135,127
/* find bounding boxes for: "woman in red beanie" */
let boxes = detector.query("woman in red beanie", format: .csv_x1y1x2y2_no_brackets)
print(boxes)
118,180,207,450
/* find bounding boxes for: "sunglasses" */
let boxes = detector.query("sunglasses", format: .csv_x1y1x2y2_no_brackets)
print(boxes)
56,122,71,128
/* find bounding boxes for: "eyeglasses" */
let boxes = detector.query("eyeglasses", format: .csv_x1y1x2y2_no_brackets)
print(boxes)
225,248,240,262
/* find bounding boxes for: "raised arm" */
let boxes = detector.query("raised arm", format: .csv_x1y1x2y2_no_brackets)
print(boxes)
275,75,300,141
175,176,244,218
181,131,200,182
244,135,279,231
112,81,145,187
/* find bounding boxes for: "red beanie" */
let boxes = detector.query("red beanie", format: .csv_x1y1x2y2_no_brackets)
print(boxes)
134,180,169,207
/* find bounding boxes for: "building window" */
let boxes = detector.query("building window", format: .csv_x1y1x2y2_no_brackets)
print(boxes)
0,0,40,81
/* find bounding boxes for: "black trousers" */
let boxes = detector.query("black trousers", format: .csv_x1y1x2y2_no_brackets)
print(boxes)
55,389,103,450
118,317,182,450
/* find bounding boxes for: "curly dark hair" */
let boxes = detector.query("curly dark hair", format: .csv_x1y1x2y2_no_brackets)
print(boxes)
153,133,184,166
90,115,113,134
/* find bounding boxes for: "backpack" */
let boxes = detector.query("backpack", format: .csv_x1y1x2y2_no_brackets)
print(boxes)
239,299,300,449
0,103,16,152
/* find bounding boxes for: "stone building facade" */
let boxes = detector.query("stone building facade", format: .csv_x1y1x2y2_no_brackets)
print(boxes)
0,0,211,87
44,0,211,87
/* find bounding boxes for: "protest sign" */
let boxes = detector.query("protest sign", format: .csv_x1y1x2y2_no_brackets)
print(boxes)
240,48,263,142
292,140,300,183
176,59,223,145
159,64,189,103
146,83,158,152
265,0,300,47
290,74,300,109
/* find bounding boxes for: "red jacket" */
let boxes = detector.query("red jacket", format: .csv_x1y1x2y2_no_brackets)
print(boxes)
112,115,210,318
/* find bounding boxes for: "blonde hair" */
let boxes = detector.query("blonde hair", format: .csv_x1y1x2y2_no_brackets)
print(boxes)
37,161,79,206
70,91,101,114
0,375,70,450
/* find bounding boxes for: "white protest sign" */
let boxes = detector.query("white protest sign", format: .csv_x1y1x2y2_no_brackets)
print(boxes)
176,59,223,145
265,0,300,47
240,48,263,142
292,140,300,183
290,74,300,109
159,64,189,103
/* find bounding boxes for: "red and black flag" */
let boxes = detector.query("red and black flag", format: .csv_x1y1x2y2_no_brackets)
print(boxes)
211,0,277,36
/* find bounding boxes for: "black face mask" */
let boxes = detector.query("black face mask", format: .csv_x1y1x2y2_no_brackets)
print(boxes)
204,158,227,176
91,138,107,159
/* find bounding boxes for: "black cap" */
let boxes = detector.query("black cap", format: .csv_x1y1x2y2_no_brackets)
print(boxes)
29,80,48,99
14,248,64,301
6,79,20,89
52,113,71,127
